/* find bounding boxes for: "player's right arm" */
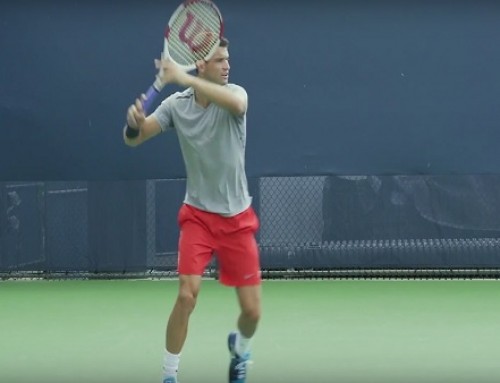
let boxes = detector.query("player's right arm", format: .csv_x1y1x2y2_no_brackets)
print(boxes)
123,96,162,147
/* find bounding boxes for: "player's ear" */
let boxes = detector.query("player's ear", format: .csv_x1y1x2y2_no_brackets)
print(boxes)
195,60,205,73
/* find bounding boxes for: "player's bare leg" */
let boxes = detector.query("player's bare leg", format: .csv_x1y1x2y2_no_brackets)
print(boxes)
228,284,261,383
163,275,202,383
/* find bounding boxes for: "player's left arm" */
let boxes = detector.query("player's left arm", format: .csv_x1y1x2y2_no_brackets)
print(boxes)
154,58,247,116
183,76,247,116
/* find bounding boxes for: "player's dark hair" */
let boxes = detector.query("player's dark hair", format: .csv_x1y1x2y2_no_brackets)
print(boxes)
195,37,229,74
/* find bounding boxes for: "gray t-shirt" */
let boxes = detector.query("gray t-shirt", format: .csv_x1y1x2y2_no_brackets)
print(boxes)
152,84,252,216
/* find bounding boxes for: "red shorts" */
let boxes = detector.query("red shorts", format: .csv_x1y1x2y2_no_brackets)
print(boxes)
177,204,261,286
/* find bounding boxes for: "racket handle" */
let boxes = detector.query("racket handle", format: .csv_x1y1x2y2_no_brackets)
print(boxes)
142,84,161,113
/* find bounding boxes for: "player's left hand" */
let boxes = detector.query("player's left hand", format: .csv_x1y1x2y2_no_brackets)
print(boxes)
154,57,190,87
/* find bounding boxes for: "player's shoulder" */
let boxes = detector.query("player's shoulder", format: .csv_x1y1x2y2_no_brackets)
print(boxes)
225,83,247,97
168,87,195,102
226,82,245,90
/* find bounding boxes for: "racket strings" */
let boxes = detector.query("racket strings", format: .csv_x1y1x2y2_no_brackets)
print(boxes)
168,2,221,66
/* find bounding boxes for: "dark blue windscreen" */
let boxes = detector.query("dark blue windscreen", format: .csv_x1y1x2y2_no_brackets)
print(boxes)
1,0,500,181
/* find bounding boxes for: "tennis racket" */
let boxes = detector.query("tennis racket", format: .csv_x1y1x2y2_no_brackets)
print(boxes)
142,0,224,113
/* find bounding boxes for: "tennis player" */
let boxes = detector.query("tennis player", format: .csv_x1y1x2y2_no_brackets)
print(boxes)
123,37,261,383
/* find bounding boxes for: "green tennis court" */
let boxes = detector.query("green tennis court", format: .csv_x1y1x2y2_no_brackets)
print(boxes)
1,279,500,383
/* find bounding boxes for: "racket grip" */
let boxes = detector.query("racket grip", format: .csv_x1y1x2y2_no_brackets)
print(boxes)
142,85,161,113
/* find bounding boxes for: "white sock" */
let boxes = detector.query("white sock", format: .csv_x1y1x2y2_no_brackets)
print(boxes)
236,331,252,356
163,349,181,377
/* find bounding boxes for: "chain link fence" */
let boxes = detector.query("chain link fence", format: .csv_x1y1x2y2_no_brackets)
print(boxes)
2,176,500,280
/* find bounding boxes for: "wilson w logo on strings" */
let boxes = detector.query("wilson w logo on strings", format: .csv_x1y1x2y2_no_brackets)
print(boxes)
178,12,213,52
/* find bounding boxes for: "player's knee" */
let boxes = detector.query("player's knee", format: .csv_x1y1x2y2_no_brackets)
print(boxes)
242,305,261,323
176,290,198,312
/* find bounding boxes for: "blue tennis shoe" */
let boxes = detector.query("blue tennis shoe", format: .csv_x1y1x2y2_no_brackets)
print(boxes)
163,376,178,383
228,331,252,383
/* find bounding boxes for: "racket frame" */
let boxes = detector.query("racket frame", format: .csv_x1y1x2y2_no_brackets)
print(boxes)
143,0,223,112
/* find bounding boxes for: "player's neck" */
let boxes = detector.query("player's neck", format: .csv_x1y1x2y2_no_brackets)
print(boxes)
194,92,211,109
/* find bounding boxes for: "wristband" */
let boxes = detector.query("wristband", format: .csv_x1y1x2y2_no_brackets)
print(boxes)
125,125,140,139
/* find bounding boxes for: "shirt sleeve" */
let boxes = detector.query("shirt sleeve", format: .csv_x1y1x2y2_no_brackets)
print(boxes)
227,84,248,102
152,95,175,132
227,84,248,123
